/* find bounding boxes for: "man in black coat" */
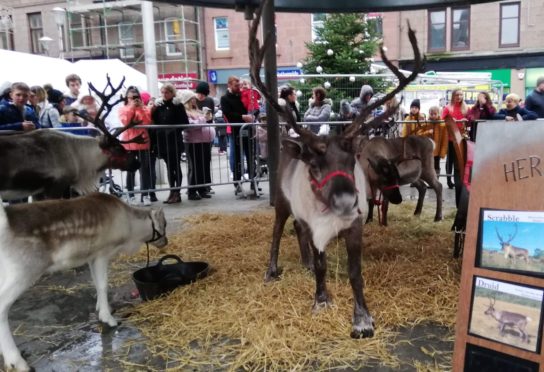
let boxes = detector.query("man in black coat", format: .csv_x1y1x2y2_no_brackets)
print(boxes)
220,76,255,195
525,77,544,118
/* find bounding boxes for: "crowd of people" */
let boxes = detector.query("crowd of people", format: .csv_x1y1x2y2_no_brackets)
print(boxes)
3,72,544,205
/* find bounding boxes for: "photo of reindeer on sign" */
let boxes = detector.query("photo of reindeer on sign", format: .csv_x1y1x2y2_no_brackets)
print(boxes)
477,209,544,276
469,277,543,352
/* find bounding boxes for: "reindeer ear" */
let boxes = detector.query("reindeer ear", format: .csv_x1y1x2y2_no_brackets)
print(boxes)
281,138,304,159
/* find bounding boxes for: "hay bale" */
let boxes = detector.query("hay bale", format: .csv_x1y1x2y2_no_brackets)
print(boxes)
118,202,459,370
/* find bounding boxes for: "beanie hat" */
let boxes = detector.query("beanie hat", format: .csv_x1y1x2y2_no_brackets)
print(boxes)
48,89,64,104
140,91,151,105
410,99,421,109
537,77,544,87
179,89,196,105
195,81,210,96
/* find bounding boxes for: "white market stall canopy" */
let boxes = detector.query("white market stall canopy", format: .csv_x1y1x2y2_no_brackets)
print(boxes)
0,49,149,93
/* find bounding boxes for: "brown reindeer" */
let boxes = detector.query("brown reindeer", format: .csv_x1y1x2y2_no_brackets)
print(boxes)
484,297,531,343
359,135,442,226
0,76,145,200
496,225,530,262
249,0,424,338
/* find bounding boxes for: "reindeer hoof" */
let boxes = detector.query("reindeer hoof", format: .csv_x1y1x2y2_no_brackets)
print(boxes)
351,322,375,338
351,315,375,338
264,267,282,282
434,215,443,222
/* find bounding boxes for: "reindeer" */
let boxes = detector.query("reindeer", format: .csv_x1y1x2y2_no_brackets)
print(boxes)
484,297,531,343
0,193,168,371
496,225,530,262
249,0,424,338
359,135,443,226
0,76,145,201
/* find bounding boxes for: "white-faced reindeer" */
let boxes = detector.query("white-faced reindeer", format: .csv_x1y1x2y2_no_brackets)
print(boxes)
249,1,424,338
496,225,530,262
359,135,442,226
484,297,531,343
0,193,168,372
0,76,145,201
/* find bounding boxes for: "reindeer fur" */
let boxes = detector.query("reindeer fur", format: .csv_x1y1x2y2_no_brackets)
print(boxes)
0,193,167,371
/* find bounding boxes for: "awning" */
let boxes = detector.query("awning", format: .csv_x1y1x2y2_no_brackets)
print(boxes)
150,0,499,13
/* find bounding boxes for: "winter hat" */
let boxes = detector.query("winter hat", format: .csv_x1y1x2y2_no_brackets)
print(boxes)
140,91,151,105
47,89,64,104
179,89,196,105
410,99,421,109
195,81,210,96
536,77,544,87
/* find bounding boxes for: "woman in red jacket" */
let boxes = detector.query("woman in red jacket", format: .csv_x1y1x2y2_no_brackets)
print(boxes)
441,89,468,206
119,86,153,206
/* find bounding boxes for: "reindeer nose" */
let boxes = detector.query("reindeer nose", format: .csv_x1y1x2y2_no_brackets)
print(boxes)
331,192,358,216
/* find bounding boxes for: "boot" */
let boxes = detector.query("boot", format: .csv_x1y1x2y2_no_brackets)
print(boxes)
163,191,174,204
169,190,182,204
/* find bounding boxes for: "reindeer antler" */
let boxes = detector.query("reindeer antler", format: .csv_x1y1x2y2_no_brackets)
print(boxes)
344,22,425,138
76,75,145,144
248,0,323,151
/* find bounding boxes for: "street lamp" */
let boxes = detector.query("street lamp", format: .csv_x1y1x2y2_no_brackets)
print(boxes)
51,7,65,58
39,36,53,56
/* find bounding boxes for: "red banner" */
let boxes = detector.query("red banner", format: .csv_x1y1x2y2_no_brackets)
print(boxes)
158,73,198,90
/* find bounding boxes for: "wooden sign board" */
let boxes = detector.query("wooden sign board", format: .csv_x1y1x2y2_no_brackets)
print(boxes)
454,121,544,371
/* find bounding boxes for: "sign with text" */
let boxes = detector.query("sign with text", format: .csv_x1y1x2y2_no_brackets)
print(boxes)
158,73,198,90
454,121,544,370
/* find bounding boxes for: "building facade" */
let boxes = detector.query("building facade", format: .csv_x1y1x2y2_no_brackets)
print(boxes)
2,1,543,98
0,0,203,90
382,0,544,97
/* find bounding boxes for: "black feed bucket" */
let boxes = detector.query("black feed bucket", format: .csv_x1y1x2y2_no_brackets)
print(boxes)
132,255,209,301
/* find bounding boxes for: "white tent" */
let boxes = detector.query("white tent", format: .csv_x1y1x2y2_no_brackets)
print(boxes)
0,49,148,93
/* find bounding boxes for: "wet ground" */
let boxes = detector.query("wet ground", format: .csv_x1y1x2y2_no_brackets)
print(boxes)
6,177,459,371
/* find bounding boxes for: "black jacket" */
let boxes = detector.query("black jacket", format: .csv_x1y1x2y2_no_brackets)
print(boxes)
220,90,247,134
150,98,189,154
525,89,544,118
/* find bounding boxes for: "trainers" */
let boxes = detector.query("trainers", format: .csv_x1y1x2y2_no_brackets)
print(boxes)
127,196,137,205
142,196,151,206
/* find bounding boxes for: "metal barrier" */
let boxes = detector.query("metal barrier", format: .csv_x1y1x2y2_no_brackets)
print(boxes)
3,118,481,205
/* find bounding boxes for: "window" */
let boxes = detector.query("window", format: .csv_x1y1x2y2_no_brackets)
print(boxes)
451,7,470,50
428,9,446,52
366,13,383,38
118,22,135,59
69,14,90,49
500,2,520,47
213,17,229,50
28,12,44,54
311,13,326,42
165,18,183,56
0,11,14,50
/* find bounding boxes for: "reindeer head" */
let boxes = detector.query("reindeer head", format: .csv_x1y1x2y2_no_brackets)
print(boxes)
495,225,517,251
367,156,402,204
77,76,146,173
282,135,360,216
484,297,496,316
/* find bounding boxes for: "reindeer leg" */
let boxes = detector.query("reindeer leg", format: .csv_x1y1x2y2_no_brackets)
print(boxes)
413,180,427,216
366,199,374,224
381,199,389,227
311,242,332,313
344,218,374,338
265,202,290,282
293,220,313,271
90,257,117,327
423,173,443,221
0,273,34,372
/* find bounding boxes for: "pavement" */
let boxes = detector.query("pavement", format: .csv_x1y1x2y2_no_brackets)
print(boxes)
5,169,459,371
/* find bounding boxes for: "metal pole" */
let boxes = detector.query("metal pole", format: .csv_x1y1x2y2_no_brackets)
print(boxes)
142,0,159,97
262,0,279,206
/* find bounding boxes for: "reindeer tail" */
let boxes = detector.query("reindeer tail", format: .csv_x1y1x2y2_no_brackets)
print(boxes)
527,317,532,322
